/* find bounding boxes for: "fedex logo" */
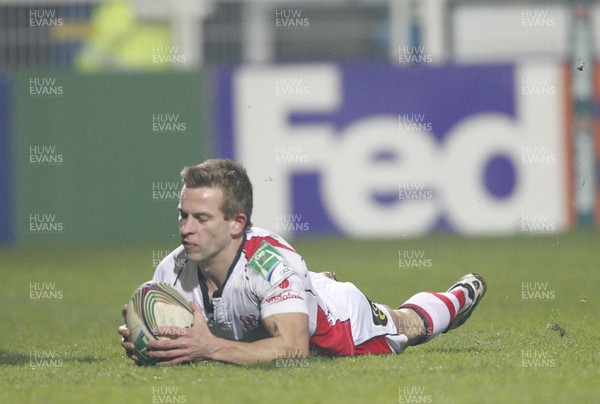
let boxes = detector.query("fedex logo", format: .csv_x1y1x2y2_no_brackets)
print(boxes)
215,63,567,237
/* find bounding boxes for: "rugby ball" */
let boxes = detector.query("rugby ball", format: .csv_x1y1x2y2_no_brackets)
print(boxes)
125,281,194,365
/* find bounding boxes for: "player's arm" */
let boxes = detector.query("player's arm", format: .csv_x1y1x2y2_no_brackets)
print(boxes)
206,311,309,365
146,302,309,366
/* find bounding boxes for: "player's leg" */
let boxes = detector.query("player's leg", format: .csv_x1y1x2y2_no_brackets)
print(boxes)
316,271,423,346
395,273,487,345
380,304,425,345
309,273,406,355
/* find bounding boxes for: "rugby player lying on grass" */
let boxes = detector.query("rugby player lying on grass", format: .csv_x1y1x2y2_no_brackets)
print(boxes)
118,159,486,366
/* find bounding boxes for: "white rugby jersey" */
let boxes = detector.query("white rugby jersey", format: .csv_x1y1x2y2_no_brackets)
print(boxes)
153,227,319,342
152,227,402,356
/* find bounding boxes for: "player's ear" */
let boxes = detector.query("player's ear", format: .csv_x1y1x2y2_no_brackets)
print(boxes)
230,212,247,236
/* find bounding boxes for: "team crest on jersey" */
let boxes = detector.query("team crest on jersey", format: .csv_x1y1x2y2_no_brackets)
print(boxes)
240,314,260,331
248,241,293,285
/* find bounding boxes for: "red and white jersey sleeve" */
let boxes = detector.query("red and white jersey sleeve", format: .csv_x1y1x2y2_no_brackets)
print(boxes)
244,236,311,319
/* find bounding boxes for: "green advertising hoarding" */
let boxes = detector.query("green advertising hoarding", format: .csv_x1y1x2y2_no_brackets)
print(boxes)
13,71,210,245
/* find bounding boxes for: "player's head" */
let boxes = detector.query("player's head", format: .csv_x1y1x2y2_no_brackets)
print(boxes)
180,159,253,231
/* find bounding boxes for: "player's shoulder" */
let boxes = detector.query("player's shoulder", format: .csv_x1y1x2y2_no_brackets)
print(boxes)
243,226,297,259
243,227,306,285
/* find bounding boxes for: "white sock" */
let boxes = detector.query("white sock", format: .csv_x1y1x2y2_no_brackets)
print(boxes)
400,287,472,343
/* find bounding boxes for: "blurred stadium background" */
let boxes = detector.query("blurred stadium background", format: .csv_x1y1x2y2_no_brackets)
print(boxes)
1,1,600,403
0,0,598,247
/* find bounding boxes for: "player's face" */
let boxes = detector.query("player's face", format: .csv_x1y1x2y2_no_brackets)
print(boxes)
178,185,243,264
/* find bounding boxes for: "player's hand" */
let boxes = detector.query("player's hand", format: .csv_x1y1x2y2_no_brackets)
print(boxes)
118,304,141,364
147,301,214,365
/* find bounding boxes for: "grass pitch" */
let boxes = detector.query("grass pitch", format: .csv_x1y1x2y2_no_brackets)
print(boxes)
1,231,599,403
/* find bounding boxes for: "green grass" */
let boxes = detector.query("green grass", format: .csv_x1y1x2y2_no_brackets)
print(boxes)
1,231,599,403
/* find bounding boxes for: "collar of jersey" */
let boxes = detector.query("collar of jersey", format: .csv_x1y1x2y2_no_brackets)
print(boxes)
197,235,247,316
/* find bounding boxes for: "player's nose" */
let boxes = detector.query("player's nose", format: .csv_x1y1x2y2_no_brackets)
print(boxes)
179,218,195,234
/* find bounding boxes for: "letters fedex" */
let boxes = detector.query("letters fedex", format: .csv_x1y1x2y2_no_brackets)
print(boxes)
215,63,567,237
